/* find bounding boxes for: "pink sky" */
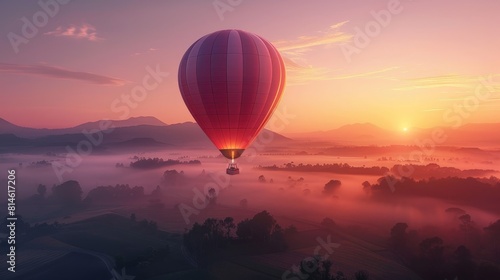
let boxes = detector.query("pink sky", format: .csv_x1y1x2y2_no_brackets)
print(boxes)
1,0,499,133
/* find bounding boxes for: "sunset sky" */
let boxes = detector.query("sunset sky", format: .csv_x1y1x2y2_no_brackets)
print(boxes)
1,0,499,133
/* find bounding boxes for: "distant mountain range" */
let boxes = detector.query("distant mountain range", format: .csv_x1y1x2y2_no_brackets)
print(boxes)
0,117,291,153
286,122,500,147
1,117,499,152
0,116,167,138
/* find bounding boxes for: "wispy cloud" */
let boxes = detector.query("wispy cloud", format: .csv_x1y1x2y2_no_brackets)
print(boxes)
273,22,352,85
273,21,351,56
395,74,500,91
0,63,126,86
333,67,400,80
44,24,102,41
133,48,160,56
423,108,445,112
282,55,398,85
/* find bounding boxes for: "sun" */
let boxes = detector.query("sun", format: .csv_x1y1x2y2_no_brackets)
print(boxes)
403,127,409,132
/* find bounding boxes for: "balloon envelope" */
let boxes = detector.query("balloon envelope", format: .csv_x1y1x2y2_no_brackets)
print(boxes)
178,29,286,159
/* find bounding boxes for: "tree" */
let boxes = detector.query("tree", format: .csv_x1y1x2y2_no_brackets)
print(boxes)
458,214,474,243
37,184,47,197
251,210,277,241
222,217,235,239
151,185,162,196
362,181,371,193
270,224,287,251
52,180,82,205
239,199,248,208
418,236,445,279
130,213,136,222
207,188,217,205
452,245,475,279
236,211,278,242
323,180,341,194
258,175,266,183
420,236,444,262
284,225,298,235
354,270,369,280
476,262,500,280
321,218,337,230
484,219,500,258
390,223,408,250
236,218,252,240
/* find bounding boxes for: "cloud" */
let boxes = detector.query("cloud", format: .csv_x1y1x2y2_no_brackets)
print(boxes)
0,63,126,86
395,74,500,91
273,22,352,85
44,24,102,41
273,21,351,56
282,55,398,85
133,48,160,56
332,67,400,80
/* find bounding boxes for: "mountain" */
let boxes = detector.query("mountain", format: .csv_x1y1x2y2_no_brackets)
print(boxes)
0,116,167,138
288,123,394,144
286,122,500,147
0,118,292,153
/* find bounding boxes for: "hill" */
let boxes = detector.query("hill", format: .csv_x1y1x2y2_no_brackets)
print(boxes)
0,119,292,153
0,116,167,138
287,122,500,147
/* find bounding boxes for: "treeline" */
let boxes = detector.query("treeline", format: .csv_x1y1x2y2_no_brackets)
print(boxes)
390,163,496,179
389,218,500,280
86,184,145,201
130,157,201,169
0,216,61,248
31,180,160,207
364,176,500,213
259,162,389,176
183,211,296,264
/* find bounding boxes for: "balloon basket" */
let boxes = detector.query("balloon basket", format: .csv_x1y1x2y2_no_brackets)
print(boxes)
226,162,240,175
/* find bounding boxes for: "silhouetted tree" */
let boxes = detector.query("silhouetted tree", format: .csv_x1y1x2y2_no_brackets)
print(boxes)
321,218,337,230
236,218,252,240
476,262,500,280
131,186,144,197
484,219,500,259
362,181,371,193
207,188,217,205
418,236,445,279
151,185,162,196
458,214,474,243
222,217,235,239
323,180,341,194
37,184,47,197
390,222,408,250
52,180,82,205
258,175,266,183
452,245,476,280
354,270,369,280
284,225,298,235
251,210,277,242
270,224,287,251
239,198,248,208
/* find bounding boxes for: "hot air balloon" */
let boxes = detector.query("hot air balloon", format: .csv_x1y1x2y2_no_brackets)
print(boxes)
178,29,286,175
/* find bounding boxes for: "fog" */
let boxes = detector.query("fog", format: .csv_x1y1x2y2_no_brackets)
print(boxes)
2,148,497,238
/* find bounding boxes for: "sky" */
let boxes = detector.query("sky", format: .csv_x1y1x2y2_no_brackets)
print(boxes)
0,0,499,133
